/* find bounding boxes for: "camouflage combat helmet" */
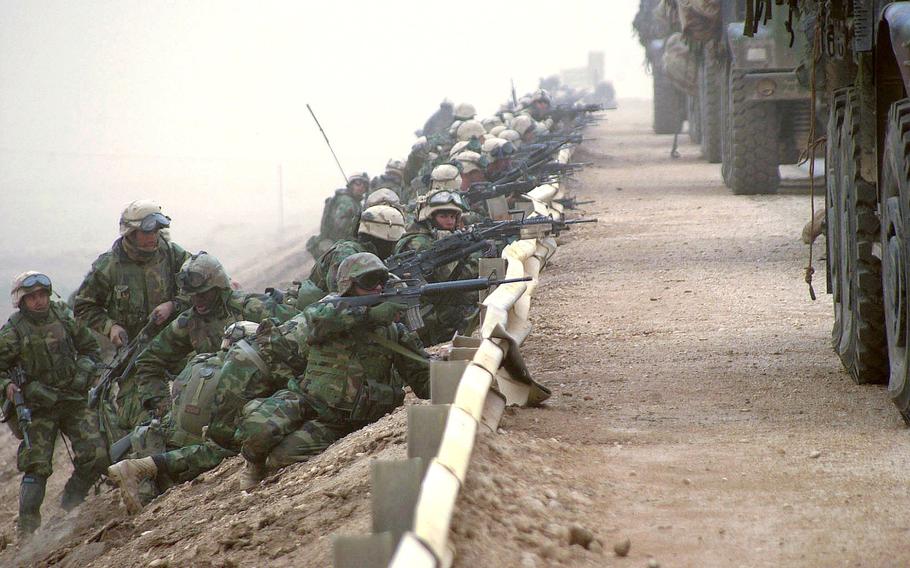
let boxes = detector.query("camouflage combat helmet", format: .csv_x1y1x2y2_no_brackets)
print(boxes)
453,150,485,174
336,252,389,296
416,187,468,222
429,164,462,192
346,171,370,188
119,199,171,237
358,205,406,241
456,120,486,142
453,102,476,121
489,125,507,137
482,116,504,132
176,251,231,294
530,88,551,105
449,140,471,157
385,159,406,176
511,115,534,136
364,188,402,210
10,271,52,308
499,129,521,146
221,320,261,349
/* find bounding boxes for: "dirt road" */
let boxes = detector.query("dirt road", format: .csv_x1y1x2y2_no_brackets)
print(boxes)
2,99,909,567
452,99,910,567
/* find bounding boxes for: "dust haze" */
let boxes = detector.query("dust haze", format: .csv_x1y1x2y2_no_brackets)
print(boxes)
0,0,649,320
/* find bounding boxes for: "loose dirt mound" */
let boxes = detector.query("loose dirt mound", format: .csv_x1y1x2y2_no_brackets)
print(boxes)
0,403,413,567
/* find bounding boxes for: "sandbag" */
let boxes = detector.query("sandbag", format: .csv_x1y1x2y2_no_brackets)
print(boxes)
678,0,720,42
661,33,698,95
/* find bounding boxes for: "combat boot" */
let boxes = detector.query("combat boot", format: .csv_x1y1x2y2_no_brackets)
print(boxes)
108,456,157,515
60,472,96,512
239,459,268,491
18,474,47,536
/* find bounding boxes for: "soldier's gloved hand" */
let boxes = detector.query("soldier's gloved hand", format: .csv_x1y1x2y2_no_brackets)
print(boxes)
367,302,409,324
151,300,176,325
109,324,128,347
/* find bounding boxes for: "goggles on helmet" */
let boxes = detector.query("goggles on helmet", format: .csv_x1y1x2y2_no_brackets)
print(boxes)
353,270,388,290
177,270,207,291
139,212,171,232
21,273,52,289
427,191,467,209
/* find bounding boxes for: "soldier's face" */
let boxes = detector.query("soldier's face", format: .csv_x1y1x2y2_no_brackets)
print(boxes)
433,212,458,231
350,180,367,197
131,228,159,251
191,288,220,315
22,290,50,313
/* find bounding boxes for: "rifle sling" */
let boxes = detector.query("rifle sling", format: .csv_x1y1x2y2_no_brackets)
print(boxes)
366,332,429,367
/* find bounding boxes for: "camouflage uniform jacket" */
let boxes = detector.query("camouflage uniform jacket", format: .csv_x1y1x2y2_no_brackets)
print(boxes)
134,290,297,407
74,237,190,339
298,301,429,423
394,221,479,284
309,238,378,294
0,301,101,406
320,188,363,244
370,174,404,195
394,222,480,345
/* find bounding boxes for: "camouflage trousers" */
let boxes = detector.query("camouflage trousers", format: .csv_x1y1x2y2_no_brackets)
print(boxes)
156,439,235,485
18,399,110,480
236,390,356,468
115,374,153,434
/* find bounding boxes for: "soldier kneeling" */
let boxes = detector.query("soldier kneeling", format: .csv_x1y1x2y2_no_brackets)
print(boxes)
235,253,430,489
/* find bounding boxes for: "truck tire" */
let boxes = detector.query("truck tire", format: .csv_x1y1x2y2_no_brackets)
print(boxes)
830,88,887,386
699,56,722,163
653,68,685,135
688,93,702,144
881,99,910,418
720,69,781,194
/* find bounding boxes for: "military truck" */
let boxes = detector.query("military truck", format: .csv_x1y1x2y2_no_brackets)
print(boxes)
711,1,813,194
634,0,689,135
749,1,910,421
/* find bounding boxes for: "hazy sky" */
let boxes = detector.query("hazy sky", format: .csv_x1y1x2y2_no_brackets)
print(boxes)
0,0,649,314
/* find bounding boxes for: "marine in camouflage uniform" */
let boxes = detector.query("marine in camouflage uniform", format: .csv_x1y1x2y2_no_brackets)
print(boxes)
0,272,108,534
133,252,297,417
370,159,413,204
74,200,190,433
293,205,406,308
394,183,481,346
235,253,430,489
107,316,311,514
305,171,370,258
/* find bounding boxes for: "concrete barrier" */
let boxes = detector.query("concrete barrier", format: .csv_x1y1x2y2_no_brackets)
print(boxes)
334,143,577,568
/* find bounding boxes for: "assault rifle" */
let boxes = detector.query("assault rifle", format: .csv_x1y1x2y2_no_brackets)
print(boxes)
385,216,597,282
322,276,532,331
88,317,160,409
494,135,583,184
1,366,32,448
463,178,558,206
472,216,598,241
553,196,595,210
533,161,591,178
550,103,604,123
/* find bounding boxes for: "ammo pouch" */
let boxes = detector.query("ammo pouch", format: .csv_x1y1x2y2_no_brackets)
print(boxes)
23,382,59,409
349,380,405,423
130,419,168,458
